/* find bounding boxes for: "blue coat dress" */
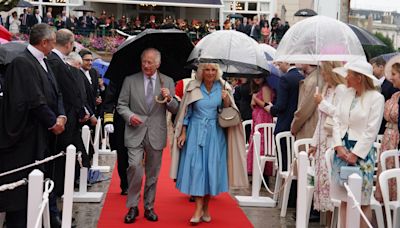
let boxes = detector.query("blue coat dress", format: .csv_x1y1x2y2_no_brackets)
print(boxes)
176,82,229,196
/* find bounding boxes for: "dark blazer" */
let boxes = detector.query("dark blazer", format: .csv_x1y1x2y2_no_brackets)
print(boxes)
270,68,304,134
0,49,63,211
379,79,399,134
80,68,99,116
250,24,261,40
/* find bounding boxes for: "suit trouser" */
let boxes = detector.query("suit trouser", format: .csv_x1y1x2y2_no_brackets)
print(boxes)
110,113,128,191
126,134,163,209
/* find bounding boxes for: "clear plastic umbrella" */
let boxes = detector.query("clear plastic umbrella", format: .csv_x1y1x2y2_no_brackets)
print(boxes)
275,15,366,64
259,43,276,61
188,30,269,77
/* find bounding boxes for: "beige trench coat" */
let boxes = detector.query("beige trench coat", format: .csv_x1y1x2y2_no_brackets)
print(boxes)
291,69,325,140
169,79,249,189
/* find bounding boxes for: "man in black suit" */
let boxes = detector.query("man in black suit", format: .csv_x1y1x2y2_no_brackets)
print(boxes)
47,29,90,197
78,12,93,36
265,62,304,171
79,50,105,120
0,23,66,227
249,16,261,42
370,57,398,134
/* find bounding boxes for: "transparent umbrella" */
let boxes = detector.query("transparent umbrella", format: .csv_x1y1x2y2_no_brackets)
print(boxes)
275,15,366,64
188,30,269,77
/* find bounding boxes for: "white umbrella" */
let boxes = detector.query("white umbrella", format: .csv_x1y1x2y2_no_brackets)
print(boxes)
259,43,276,61
275,15,366,64
188,30,269,77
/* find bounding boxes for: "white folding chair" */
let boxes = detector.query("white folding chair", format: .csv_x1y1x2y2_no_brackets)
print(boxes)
274,131,295,206
254,123,276,177
242,119,253,155
381,150,400,171
379,168,400,228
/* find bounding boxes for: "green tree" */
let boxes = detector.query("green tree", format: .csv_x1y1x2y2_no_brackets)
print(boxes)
364,32,396,60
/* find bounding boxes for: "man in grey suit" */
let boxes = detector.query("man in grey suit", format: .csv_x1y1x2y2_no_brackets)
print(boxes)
117,48,179,223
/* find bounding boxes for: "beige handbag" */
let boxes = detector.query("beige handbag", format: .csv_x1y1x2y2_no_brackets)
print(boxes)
218,106,241,128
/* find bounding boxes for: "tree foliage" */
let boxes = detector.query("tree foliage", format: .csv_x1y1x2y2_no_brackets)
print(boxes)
363,32,396,60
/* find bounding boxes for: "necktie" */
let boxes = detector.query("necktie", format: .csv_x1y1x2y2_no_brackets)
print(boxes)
146,77,154,111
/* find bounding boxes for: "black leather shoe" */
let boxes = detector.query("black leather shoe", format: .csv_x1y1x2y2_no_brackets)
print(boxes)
50,215,62,228
121,188,128,195
124,207,139,224
144,209,158,222
189,196,195,202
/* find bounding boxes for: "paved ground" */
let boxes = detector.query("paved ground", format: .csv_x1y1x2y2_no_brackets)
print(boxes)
72,154,324,228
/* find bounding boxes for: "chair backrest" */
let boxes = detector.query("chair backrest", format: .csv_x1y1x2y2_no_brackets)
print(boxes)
81,125,91,154
373,142,381,163
275,131,295,173
379,168,400,228
380,150,400,171
325,148,334,176
293,138,313,158
254,123,276,157
242,119,253,147
376,134,383,144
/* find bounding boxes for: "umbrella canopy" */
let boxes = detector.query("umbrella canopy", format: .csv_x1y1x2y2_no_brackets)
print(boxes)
17,0,33,7
294,8,317,17
188,30,269,77
347,24,386,46
228,13,243,19
73,5,95,12
275,15,366,64
104,29,194,85
259,43,276,61
377,52,400,62
0,38,9,44
384,54,400,81
0,25,11,41
0,42,28,65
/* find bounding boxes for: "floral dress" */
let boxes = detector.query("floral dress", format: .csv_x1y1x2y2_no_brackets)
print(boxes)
375,91,400,201
247,86,275,176
310,86,339,212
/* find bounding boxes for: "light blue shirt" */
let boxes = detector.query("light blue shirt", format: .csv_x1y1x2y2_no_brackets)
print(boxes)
144,72,157,96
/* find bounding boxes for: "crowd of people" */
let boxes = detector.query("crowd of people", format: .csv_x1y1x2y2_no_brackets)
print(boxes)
0,24,106,227
1,7,290,45
0,13,398,228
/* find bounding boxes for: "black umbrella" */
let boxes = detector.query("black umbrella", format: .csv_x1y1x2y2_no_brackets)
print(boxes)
73,5,95,12
104,29,194,86
17,0,33,7
228,13,244,19
0,42,28,66
294,8,317,17
348,24,386,46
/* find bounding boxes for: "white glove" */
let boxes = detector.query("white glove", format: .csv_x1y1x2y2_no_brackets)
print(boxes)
104,124,114,133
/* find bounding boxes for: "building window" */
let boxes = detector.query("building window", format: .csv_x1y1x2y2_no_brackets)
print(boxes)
248,2,257,11
224,1,234,11
236,2,245,11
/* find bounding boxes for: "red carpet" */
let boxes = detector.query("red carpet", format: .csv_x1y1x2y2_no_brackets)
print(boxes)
98,145,253,227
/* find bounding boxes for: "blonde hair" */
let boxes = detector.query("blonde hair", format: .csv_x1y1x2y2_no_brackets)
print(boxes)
195,63,223,81
321,61,346,86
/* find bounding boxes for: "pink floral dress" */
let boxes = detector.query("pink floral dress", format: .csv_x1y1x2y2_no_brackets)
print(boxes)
247,86,274,176
375,91,400,202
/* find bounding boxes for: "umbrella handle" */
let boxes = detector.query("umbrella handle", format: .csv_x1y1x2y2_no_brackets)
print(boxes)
154,95,168,104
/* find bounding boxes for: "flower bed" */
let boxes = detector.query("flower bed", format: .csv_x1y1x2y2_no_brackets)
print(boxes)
74,35,126,54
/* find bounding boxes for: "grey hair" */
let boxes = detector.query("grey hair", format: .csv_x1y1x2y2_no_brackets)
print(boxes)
56,29,74,46
65,52,82,66
141,48,161,65
195,63,223,81
29,23,54,46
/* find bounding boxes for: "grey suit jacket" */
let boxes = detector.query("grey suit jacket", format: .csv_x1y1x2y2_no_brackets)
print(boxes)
117,72,179,150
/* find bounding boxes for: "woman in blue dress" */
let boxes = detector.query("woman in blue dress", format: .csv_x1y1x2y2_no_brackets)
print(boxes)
175,63,232,225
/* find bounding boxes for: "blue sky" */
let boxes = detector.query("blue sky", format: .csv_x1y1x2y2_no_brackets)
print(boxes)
351,0,400,12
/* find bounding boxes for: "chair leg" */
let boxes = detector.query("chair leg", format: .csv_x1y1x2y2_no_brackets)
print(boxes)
331,206,339,228
371,204,385,228
305,186,314,227
280,176,293,217
273,175,282,203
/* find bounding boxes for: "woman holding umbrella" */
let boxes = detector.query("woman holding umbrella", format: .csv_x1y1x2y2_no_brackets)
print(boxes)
172,63,247,225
